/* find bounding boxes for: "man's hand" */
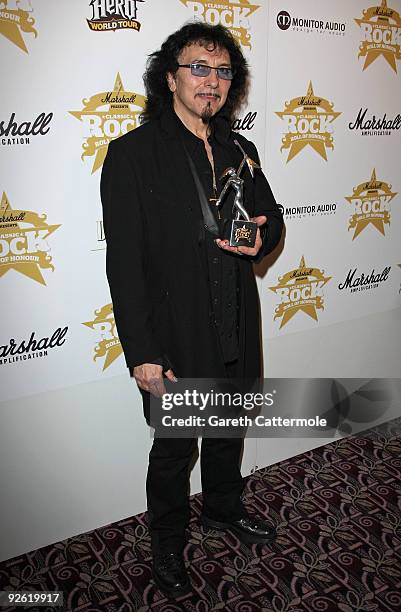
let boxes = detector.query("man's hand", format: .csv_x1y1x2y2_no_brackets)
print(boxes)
215,215,267,257
133,363,177,398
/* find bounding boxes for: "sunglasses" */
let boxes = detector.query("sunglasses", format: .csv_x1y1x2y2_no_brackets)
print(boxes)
178,63,235,81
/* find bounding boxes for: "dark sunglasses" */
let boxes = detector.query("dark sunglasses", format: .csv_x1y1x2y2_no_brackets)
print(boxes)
178,63,235,81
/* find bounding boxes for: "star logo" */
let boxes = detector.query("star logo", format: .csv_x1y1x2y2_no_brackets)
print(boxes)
269,256,331,329
69,73,146,174
179,0,260,48
83,303,123,371
0,192,60,285
275,82,341,162
345,169,397,239
0,0,37,53
355,0,401,72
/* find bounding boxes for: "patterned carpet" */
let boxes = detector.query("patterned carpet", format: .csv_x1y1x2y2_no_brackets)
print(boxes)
1,418,401,612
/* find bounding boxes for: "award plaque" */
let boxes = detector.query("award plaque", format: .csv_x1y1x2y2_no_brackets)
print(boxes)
215,140,260,248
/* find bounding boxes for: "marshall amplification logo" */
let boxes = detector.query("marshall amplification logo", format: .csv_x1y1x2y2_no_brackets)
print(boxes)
0,0,37,52
269,256,331,329
0,326,68,365
355,1,401,72
1,112,53,146
0,192,60,285
87,0,145,32
349,108,401,136
277,10,346,36
345,169,398,239
70,73,146,174
83,303,122,371
179,0,260,48
338,265,391,293
232,111,257,132
275,82,341,162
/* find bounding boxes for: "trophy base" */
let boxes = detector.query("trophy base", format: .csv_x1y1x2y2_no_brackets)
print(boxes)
222,219,257,248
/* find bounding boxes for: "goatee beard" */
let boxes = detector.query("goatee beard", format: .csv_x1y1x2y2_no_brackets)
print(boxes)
201,101,213,125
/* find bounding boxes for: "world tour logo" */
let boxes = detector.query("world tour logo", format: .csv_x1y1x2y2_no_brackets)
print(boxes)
345,169,398,239
0,326,68,366
87,0,145,32
83,303,122,371
69,73,146,174
355,0,401,72
0,0,37,52
179,0,260,48
269,256,331,329
275,82,341,162
0,192,60,285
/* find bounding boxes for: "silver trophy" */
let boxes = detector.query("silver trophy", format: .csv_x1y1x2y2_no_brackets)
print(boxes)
215,139,260,248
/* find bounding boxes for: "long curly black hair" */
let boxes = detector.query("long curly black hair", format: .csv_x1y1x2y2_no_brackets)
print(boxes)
142,22,249,122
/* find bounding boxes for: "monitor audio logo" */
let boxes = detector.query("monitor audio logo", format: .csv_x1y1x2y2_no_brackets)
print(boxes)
345,169,398,239
355,0,401,72
277,11,291,31
275,82,341,162
0,192,60,285
0,0,37,52
277,10,346,36
269,256,331,329
179,0,260,48
87,0,145,32
69,73,146,174
83,303,122,371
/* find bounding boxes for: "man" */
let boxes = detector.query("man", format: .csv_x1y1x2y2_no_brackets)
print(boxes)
101,22,284,599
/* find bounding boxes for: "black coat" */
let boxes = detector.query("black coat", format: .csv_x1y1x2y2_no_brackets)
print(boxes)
100,109,284,379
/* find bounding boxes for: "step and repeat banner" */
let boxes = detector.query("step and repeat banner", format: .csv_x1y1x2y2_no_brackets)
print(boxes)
261,0,401,342
1,1,400,402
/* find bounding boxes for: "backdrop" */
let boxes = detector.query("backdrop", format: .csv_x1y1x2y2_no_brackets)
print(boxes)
0,0,400,561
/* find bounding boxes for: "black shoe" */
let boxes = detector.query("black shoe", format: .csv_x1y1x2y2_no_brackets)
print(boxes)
201,515,277,544
152,552,191,599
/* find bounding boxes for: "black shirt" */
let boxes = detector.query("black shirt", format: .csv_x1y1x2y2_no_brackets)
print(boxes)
174,112,240,363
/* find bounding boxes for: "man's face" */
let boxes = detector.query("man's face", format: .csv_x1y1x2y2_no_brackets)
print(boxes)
167,42,232,123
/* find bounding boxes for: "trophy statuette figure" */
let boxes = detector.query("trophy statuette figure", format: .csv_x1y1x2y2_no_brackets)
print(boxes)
215,139,261,248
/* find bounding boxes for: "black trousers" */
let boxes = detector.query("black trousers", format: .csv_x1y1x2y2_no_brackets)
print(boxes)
140,364,248,556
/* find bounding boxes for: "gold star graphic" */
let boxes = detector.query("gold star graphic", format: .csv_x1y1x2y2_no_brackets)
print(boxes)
0,3,37,53
276,82,341,162
269,256,331,328
345,169,397,239
355,0,401,73
83,304,123,371
0,192,60,285
69,73,146,174
179,0,260,48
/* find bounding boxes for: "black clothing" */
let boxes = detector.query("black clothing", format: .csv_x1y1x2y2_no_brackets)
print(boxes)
174,113,239,362
101,106,284,556
101,107,284,379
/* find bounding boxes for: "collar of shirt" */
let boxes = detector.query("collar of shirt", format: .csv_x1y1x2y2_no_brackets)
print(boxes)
160,105,232,151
